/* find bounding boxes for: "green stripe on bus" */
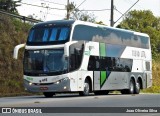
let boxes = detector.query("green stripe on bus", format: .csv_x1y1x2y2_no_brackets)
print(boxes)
100,43,106,57
100,71,107,88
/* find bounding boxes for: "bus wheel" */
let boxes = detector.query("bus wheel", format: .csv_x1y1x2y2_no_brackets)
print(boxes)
43,92,55,98
79,79,90,96
121,79,135,94
134,79,140,94
127,79,135,94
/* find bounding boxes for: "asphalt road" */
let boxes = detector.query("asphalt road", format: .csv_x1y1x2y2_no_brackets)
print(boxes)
0,93,160,116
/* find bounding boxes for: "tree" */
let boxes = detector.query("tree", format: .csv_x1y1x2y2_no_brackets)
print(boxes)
96,21,106,25
0,0,21,13
65,2,76,20
117,10,160,59
72,11,96,23
65,2,96,23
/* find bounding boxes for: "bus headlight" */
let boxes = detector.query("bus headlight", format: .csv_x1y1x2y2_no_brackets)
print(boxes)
55,77,69,84
62,77,69,81
56,81,60,84
29,82,33,86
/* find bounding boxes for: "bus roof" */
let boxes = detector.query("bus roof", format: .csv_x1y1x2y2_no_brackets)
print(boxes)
33,20,75,28
33,20,149,37
72,20,149,38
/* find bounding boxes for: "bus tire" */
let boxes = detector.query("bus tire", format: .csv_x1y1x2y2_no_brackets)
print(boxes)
43,92,55,98
127,79,135,94
79,79,90,96
134,79,140,94
121,79,135,94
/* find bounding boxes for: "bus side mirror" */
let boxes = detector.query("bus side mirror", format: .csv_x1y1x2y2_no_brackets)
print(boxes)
13,43,25,59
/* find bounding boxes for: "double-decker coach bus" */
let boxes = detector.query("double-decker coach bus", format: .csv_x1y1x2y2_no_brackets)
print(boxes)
14,20,152,97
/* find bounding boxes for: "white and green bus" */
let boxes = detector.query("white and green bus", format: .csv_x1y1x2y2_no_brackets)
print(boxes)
14,20,152,97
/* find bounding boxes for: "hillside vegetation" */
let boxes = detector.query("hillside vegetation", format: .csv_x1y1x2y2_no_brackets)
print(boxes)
0,12,160,97
0,14,31,96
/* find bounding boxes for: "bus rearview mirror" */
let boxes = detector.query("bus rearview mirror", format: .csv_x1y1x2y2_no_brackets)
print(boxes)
13,43,25,59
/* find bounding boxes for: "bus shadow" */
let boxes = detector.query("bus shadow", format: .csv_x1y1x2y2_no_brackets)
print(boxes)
4,92,137,100
30,92,134,99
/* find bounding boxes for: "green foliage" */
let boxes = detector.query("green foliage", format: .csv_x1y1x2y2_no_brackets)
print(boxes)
65,2,96,23
117,10,160,59
96,21,106,25
75,11,96,23
0,14,31,96
65,2,76,20
0,0,21,13
65,2,76,13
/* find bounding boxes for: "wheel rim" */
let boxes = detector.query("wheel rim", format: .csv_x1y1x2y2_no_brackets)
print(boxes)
136,81,140,91
84,82,89,94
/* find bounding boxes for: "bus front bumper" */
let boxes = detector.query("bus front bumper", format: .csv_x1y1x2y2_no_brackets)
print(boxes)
24,78,71,93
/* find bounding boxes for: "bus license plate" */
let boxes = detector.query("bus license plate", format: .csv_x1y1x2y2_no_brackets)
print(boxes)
40,87,48,90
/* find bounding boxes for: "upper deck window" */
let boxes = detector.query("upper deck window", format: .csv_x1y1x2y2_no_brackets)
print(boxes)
72,25,149,49
27,26,70,45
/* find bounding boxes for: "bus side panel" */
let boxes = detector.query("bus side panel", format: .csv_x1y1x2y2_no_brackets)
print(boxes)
142,60,152,88
146,73,152,88
69,71,96,92
69,71,79,91
93,71,100,90
78,71,93,91
98,72,150,91
93,71,130,91
132,60,143,72
93,71,112,90
99,72,129,90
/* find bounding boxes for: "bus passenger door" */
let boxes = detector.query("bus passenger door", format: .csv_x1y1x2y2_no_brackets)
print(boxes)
93,71,100,90
143,61,152,88
69,41,84,91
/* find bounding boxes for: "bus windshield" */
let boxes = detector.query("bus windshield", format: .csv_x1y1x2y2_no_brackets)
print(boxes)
27,26,70,45
24,49,68,76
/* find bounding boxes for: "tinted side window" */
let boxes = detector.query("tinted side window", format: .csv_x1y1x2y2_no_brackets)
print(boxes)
72,25,103,41
88,56,100,71
88,56,132,72
145,61,150,71
72,25,149,49
69,41,84,72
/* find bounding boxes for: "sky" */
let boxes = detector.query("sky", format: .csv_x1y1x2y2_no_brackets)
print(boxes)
17,0,160,27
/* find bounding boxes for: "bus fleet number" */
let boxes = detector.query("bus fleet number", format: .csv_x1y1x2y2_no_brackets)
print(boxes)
132,50,146,58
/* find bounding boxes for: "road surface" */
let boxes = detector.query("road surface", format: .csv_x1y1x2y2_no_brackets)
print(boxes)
0,93,160,116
